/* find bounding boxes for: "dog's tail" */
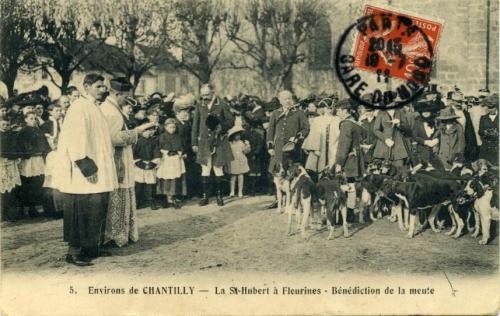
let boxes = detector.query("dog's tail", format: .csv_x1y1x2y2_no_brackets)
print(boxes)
466,209,475,232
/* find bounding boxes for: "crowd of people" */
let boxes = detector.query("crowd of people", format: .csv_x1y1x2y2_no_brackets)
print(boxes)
0,73,498,265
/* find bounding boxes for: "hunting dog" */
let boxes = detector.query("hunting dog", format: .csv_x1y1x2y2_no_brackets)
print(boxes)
463,172,499,245
317,171,350,239
285,163,316,239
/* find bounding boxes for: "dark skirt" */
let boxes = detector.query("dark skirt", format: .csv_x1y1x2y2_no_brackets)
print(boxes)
20,175,44,207
62,192,109,248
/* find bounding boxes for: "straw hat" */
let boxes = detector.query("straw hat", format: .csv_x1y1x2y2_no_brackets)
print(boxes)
227,125,245,138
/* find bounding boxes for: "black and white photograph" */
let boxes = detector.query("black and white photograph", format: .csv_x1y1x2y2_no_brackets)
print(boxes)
0,0,499,315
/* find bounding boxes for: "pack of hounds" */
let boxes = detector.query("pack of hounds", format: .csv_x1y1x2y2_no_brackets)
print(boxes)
275,158,499,245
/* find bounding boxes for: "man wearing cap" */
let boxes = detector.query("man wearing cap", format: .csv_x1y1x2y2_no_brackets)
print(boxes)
372,107,412,174
435,107,465,170
174,94,197,199
469,89,490,150
266,90,309,208
302,97,339,181
100,78,154,247
191,84,234,206
448,90,478,162
478,93,499,165
53,74,116,266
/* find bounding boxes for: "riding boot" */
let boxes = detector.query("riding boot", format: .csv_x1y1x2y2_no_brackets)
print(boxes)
215,176,224,206
198,176,210,206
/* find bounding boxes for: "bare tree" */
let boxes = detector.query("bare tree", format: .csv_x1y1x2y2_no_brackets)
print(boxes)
226,0,325,94
98,0,172,94
0,0,37,97
31,0,108,93
166,0,230,85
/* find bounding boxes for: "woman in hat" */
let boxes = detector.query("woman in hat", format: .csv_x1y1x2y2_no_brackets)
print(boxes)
478,93,499,165
227,126,251,197
411,100,445,171
435,107,465,170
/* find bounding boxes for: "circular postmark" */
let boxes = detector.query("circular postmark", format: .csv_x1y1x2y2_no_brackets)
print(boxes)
335,8,440,110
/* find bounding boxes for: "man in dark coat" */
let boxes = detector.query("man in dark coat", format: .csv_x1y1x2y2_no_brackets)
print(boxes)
478,93,499,165
266,91,309,174
174,94,199,199
448,91,479,163
191,84,234,206
266,90,309,208
372,107,413,174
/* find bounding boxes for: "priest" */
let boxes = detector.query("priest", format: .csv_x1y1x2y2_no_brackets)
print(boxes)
100,77,154,247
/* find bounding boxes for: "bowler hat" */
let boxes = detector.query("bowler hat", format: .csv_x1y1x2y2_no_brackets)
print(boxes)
336,98,355,110
414,100,443,113
483,93,498,109
110,77,133,92
436,107,459,121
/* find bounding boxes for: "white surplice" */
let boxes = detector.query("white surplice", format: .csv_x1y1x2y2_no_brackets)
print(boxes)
100,96,139,247
52,95,117,194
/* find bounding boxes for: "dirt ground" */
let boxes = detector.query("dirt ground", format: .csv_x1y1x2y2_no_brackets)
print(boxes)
1,195,498,276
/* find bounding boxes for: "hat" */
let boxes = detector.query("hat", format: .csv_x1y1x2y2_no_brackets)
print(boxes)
109,77,133,92
317,98,332,108
448,91,464,102
164,118,177,126
145,98,162,109
483,93,498,109
227,125,244,138
173,94,195,111
264,97,281,112
206,114,221,131
478,88,490,99
336,98,355,109
414,100,443,113
436,107,459,121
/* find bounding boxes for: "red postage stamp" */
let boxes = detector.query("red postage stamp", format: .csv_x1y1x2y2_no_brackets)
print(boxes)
352,5,443,83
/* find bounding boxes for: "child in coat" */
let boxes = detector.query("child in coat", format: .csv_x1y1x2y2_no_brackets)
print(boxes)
133,127,161,210
0,118,22,221
17,111,51,217
227,126,250,197
156,118,185,208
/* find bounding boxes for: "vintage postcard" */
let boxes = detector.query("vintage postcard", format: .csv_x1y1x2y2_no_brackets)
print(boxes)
1,0,498,315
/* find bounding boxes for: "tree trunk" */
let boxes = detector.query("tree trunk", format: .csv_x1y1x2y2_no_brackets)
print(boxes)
5,78,16,98
282,68,293,92
60,72,71,95
1,64,19,98
198,53,211,85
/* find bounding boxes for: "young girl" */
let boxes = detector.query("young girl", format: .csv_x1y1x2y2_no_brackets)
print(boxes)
227,126,250,197
17,111,51,217
133,127,161,210
156,118,185,209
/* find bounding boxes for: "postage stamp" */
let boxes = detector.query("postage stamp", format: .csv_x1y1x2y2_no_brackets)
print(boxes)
335,5,444,109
